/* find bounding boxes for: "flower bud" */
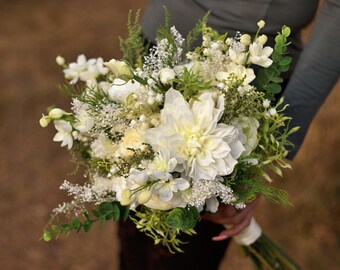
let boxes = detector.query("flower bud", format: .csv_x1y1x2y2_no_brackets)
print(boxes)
240,34,251,46
55,55,65,66
258,34,268,45
138,189,152,204
263,99,271,108
39,115,51,127
120,189,132,206
257,20,265,29
159,68,176,84
48,108,66,119
269,108,277,116
104,59,134,81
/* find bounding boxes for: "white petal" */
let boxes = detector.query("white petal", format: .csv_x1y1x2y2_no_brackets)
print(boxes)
206,197,219,213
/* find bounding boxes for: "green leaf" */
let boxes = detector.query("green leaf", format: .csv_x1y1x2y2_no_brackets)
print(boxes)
264,83,282,93
99,202,114,214
121,206,130,221
279,57,292,66
83,222,92,232
282,26,291,37
112,203,120,221
270,76,284,83
279,65,290,72
71,217,81,230
43,230,52,242
91,209,101,218
51,225,62,233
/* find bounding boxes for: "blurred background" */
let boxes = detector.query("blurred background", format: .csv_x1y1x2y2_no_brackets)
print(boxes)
0,0,339,269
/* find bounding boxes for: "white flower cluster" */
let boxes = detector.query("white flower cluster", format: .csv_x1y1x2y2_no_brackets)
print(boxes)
63,54,109,85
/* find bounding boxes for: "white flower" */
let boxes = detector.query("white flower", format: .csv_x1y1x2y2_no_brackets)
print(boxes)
248,42,273,68
231,116,259,156
63,54,88,84
229,48,247,65
73,109,94,133
53,120,73,149
108,78,140,103
118,128,146,158
144,89,245,180
153,173,190,202
159,67,176,84
263,99,271,108
104,59,134,81
91,135,117,159
269,108,277,116
80,57,108,84
147,148,178,173
205,197,219,213
216,63,255,86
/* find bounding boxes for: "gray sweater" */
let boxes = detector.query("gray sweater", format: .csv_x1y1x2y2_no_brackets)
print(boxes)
142,0,340,159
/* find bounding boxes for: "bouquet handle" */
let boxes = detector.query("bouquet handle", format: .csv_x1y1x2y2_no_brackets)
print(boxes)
225,218,301,270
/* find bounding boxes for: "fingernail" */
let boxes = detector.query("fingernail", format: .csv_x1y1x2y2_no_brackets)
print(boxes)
212,235,229,241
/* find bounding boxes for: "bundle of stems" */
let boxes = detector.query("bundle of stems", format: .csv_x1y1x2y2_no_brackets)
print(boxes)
241,233,301,270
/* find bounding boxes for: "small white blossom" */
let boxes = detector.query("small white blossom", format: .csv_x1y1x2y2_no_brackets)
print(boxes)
53,120,73,149
248,42,273,68
263,99,271,108
269,108,277,116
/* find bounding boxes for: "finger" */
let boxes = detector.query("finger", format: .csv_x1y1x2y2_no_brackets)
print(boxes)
211,212,252,241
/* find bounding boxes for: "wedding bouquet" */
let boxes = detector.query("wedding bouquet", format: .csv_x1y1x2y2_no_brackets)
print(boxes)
40,11,300,269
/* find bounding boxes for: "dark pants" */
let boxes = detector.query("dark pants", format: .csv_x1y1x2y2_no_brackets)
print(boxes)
118,219,230,270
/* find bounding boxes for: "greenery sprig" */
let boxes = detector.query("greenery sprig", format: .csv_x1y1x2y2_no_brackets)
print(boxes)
42,202,129,242
253,26,292,99
131,206,199,253
119,10,148,68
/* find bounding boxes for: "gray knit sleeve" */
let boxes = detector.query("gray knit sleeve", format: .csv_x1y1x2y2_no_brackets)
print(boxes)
283,0,340,159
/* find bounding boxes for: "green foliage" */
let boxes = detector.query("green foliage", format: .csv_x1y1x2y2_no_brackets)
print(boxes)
173,67,212,100
184,11,210,53
156,6,173,46
42,202,129,241
119,10,148,68
165,206,200,230
252,26,292,99
131,207,198,253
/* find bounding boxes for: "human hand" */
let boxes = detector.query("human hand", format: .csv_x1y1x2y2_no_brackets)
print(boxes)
202,196,261,241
